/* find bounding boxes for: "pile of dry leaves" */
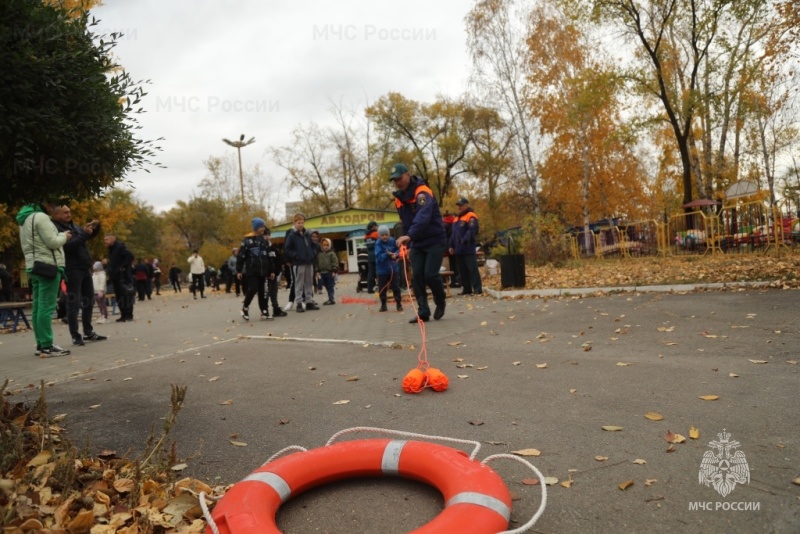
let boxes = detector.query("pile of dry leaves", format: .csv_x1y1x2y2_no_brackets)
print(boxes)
1,383,225,533
484,254,800,291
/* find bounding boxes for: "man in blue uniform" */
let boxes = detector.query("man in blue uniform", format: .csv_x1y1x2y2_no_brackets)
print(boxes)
390,163,447,323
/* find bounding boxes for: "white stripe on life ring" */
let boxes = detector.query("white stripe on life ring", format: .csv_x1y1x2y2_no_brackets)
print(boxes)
446,491,511,521
381,440,407,475
242,472,292,502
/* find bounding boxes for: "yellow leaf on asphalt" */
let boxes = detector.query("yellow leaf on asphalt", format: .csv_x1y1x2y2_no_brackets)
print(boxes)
536,332,547,339
618,480,634,491
633,459,646,465
453,357,464,362
219,400,233,405
569,388,577,394
561,479,573,488
543,477,559,486
787,360,797,365
792,477,800,486
208,376,220,382
477,366,488,371
699,395,719,401
480,321,488,326
748,359,768,364
595,456,608,461
644,412,664,421
447,342,462,346
230,440,248,447
171,463,188,471
332,400,350,404
602,426,623,431
346,375,360,381
645,479,657,487
689,426,700,439
657,326,674,332
457,375,469,379
536,363,547,369
511,449,541,457
616,362,635,367
512,361,521,366
729,373,739,377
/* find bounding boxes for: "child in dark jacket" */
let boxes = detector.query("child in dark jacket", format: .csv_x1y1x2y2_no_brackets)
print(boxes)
374,225,403,312
316,238,338,305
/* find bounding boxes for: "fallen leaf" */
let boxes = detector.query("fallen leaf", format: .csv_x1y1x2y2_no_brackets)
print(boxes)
689,426,700,439
569,388,577,394
644,412,664,421
447,341,462,346
664,431,686,444
602,426,623,432
748,359,768,364
618,480,634,491
633,459,646,465
279,419,290,425
219,400,233,405
113,478,135,493
468,420,484,426
208,376,220,382
521,478,539,485
512,361,521,366
729,372,739,377
595,455,609,462
477,366,488,371
666,444,676,453
89,404,101,409
453,357,464,363
698,395,720,401
792,477,800,486
457,374,469,379
543,477,559,486
511,448,541,457
171,463,188,471
536,363,547,369
561,479,573,488
616,362,635,367
332,400,350,405
480,321,488,326
229,440,248,447
787,360,798,365
346,376,360,381
657,326,675,332
644,479,657,487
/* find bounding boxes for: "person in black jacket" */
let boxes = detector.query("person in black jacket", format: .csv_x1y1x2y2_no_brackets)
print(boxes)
50,205,107,345
104,234,135,322
263,227,287,317
236,218,274,320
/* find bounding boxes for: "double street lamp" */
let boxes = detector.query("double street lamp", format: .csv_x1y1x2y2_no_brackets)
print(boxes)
222,134,255,208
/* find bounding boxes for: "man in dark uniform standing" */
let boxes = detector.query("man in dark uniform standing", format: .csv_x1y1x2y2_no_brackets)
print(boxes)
449,197,483,295
389,163,447,323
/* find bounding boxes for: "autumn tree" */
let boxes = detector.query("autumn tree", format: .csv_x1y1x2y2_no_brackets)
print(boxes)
0,0,160,206
466,0,542,215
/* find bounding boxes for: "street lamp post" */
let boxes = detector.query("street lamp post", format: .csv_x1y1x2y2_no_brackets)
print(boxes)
222,134,255,208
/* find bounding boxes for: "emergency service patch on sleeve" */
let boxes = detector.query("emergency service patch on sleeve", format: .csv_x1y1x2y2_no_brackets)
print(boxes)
468,220,476,228
416,193,428,207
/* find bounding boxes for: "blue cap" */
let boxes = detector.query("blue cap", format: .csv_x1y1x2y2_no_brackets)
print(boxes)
251,217,266,231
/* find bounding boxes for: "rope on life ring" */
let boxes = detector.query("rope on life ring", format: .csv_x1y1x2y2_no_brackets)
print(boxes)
200,427,546,534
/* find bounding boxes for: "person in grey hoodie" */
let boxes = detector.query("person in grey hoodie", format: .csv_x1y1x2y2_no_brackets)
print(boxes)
17,203,72,357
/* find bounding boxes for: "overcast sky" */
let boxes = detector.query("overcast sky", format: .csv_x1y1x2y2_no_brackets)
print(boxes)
93,0,474,217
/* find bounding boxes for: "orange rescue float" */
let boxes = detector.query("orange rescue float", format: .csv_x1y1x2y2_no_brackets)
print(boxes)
206,439,512,533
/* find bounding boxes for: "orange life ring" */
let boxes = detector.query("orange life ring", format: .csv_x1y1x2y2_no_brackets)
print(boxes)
207,438,512,533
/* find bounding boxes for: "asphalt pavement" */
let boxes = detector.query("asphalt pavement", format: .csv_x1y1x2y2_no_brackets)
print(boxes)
2,275,798,533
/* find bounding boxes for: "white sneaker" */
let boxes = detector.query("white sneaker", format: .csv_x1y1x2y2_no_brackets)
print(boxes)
96,318,107,324
283,300,294,311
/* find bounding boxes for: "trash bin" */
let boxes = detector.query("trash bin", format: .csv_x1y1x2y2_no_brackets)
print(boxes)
500,255,525,288
499,236,525,288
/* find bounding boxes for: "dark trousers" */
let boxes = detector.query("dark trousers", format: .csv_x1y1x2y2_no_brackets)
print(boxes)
377,272,401,306
266,277,280,312
171,278,181,292
410,244,446,319
145,278,152,298
233,276,242,296
320,272,335,301
111,278,134,319
456,254,482,294
191,274,204,297
243,274,267,313
135,279,147,301
153,273,161,294
65,268,95,339
366,260,377,293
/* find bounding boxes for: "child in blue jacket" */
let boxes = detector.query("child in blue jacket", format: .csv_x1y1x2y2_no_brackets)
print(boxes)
374,225,403,312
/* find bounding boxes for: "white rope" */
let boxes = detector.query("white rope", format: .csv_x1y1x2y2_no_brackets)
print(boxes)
325,426,483,460
481,454,548,534
263,445,308,466
199,491,221,534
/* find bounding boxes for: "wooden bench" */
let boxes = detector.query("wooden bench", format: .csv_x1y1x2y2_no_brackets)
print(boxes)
0,301,32,333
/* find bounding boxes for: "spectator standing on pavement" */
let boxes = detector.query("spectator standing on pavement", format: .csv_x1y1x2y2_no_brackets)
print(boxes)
449,197,483,295
375,225,403,312
283,213,318,312
236,218,273,320
152,259,162,295
364,220,378,293
264,228,287,317
49,204,107,347
0,263,12,302
104,234,135,322
143,258,154,299
17,203,72,356
389,163,447,323
168,263,182,292
92,261,108,323
188,250,206,299
133,259,149,301
310,229,323,294
316,238,338,305
226,249,240,295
